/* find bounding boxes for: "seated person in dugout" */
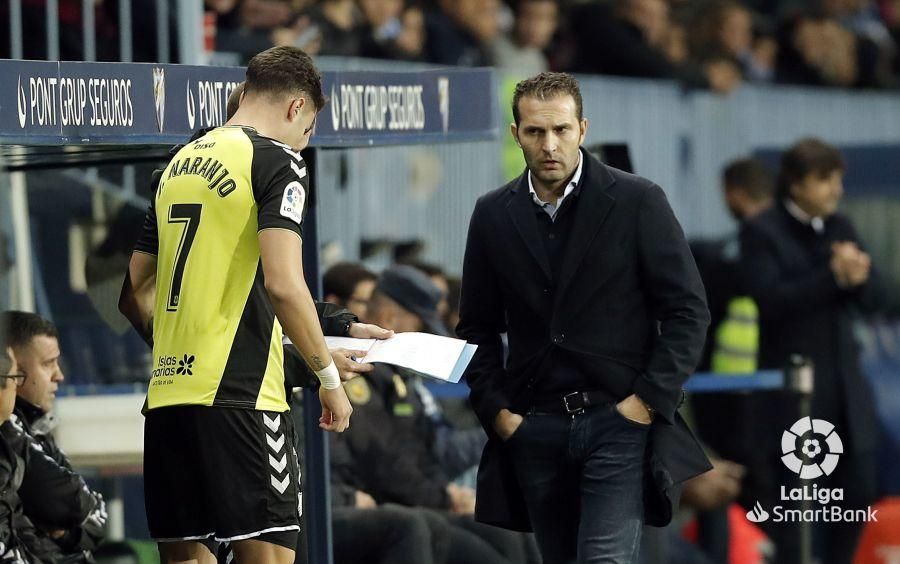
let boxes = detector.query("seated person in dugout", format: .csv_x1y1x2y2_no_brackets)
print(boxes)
332,265,538,564
1,312,107,563
0,316,105,563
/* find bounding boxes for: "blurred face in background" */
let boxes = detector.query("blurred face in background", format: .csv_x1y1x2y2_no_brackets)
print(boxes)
512,94,587,192
790,169,845,217
623,0,670,47
718,7,753,57
13,334,64,413
359,0,404,28
515,0,559,49
346,279,376,320
445,0,500,42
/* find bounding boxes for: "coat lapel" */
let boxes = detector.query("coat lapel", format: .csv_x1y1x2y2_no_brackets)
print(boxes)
554,154,616,305
506,173,553,280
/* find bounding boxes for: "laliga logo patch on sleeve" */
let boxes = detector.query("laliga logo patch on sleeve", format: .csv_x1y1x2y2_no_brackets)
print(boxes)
280,181,306,225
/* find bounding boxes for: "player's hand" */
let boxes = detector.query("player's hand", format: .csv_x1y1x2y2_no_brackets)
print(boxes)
319,386,353,432
330,348,374,381
348,323,394,340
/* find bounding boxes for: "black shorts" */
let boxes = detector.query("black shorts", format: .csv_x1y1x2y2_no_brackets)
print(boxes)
144,405,301,547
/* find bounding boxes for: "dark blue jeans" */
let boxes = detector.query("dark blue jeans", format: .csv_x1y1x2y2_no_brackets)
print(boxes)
505,403,649,564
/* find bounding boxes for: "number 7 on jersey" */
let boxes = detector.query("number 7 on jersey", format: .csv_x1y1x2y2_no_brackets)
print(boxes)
166,203,202,312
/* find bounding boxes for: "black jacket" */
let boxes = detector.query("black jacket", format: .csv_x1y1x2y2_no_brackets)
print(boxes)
0,420,86,563
740,203,884,455
457,150,712,529
12,400,106,556
330,365,451,510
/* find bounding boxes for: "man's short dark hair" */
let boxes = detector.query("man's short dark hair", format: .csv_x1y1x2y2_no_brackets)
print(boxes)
778,138,845,197
722,158,774,202
1,311,58,350
512,72,583,126
226,82,245,120
244,47,325,111
323,263,377,302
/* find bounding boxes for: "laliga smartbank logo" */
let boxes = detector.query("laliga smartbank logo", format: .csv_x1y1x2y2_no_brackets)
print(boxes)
745,417,878,524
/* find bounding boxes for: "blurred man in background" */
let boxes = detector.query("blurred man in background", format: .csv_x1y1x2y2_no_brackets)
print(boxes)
323,262,378,321
740,138,884,564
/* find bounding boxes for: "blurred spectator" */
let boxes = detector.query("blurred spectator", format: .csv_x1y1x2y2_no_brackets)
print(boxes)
358,0,427,60
323,262,378,320
886,0,900,75
689,159,773,562
213,0,301,61
739,138,885,564
776,11,888,87
570,0,743,94
425,0,501,66
304,0,364,56
690,1,778,81
489,0,559,74
399,260,450,321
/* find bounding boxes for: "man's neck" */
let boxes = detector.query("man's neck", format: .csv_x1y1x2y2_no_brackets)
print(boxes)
531,176,570,203
226,106,285,144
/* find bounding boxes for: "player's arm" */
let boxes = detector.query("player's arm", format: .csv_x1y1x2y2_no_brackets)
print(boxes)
119,252,157,347
119,175,162,347
259,230,352,432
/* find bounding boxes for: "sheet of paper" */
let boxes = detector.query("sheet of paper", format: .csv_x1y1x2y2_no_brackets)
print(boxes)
321,333,475,383
322,337,376,352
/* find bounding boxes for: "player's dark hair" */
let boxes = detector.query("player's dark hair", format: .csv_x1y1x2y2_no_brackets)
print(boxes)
226,82,245,120
244,47,326,111
777,138,845,197
512,72,583,125
723,158,774,202
1,311,58,350
323,263,377,303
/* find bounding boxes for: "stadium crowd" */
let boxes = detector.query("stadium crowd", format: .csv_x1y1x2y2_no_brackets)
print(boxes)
4,0,900,92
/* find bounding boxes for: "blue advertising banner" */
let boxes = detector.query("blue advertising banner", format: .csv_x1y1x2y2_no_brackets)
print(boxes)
0,60,497,147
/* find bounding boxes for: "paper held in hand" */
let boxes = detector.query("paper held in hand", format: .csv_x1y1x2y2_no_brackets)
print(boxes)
323,333,477,384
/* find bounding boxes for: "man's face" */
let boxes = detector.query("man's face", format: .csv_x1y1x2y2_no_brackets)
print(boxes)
14,335,64,412
516,1,558,49
512,94,587,190
346,279,376,320
790,169,844,217
0,348,18,422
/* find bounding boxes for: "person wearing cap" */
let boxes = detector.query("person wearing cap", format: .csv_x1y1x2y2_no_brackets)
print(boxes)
331,265,530,564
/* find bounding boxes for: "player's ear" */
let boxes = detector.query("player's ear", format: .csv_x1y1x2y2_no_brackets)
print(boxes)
288,98,305,123
510,123,521,147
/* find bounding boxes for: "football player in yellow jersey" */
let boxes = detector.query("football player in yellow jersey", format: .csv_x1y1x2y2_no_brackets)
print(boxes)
120,47,352,564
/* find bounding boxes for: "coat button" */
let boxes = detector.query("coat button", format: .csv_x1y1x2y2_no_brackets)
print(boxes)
552,334,565,344
543,287,550,295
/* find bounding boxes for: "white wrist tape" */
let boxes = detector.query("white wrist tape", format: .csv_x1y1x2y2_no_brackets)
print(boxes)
315,360,341,390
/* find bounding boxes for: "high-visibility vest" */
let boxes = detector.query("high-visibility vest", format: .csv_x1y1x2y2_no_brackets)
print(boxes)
711,296,759,374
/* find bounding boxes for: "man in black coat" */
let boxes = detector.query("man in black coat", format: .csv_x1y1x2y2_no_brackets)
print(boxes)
457,72,711,564
739,138,884,564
